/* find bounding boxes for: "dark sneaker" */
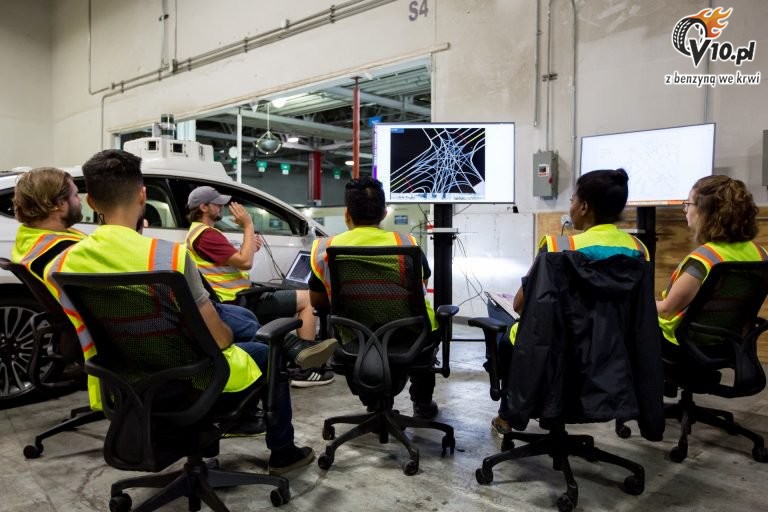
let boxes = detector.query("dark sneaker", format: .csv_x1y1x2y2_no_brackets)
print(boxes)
268,446,315,475
290,366,334,388
222,414,266,438
283,336,338,370
412,400,439,420
491,415,513,439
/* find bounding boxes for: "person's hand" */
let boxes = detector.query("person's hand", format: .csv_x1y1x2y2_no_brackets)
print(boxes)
229,202,253,229
254,232,263,252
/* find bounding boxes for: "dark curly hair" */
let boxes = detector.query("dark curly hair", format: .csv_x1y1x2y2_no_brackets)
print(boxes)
575,168,629,224
690,175,757,244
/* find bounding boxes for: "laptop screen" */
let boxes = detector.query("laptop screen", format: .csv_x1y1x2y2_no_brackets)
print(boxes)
284,251,312,285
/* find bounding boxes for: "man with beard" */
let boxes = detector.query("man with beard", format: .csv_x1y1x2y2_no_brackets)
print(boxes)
185,186,335,388
12,167,86,280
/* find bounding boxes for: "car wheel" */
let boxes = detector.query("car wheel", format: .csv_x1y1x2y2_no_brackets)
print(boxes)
0,294,54,405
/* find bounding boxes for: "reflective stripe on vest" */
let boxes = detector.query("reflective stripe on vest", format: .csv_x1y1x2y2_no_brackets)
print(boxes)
542,225,649,261
310,228,438,329
185,222,251,302
12,225,85,279
659,241,768,345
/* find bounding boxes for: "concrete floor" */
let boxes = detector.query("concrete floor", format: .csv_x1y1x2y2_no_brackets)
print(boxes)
2,339,767,512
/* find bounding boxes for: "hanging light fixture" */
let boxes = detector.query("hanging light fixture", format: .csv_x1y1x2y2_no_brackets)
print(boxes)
254,103,282,155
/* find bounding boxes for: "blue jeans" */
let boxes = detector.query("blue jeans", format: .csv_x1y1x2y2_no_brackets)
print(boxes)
213,302,294,450
213,302,260,344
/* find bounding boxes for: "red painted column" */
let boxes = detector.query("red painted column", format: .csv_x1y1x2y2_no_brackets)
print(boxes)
352,76,360,179
308,151,323,204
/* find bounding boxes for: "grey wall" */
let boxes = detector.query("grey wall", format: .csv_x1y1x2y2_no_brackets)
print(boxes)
0,0,53,169
33,0,768,209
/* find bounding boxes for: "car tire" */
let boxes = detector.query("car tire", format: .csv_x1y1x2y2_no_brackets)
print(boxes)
0,293,58,406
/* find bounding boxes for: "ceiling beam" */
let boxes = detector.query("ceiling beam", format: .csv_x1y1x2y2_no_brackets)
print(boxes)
322,86,431,117
215,109,362,140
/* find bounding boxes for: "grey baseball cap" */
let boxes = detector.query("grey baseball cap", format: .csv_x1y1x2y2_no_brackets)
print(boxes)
187,186,231,209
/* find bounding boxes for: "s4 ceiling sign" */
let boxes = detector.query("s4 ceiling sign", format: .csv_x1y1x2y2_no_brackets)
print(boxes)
672,7,756,67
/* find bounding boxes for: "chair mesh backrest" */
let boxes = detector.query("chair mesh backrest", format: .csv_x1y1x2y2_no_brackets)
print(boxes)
0,258,70,326
328,247,427,349
63,278,216,392
679,262,768,349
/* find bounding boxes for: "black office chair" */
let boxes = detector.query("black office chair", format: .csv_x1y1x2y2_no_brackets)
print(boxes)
470,252,664,511
52,270,295,511
0,257,105,459
316,246,458,475
663,261,768,463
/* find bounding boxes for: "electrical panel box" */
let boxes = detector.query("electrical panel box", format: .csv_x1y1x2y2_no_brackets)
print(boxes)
533,150,558,198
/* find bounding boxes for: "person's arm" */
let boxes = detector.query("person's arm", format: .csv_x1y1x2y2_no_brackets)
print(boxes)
656,272,703,319
198,300,234,350
223,202,256,270
512,285,524,314
183,254,234,349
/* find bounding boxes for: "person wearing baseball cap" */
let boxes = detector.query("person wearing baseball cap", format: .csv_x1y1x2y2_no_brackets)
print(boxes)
185,186,335,389
187,185,231,210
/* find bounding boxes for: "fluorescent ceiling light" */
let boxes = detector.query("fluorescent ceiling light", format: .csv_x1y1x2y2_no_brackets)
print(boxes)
286,136,299,143
345,160,354,166
271,97,288,108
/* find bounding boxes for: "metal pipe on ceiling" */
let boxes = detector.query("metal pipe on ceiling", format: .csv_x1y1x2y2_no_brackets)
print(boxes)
323,86,431,117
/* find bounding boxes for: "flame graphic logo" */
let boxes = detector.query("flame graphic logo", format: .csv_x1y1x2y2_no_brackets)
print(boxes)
672,7,733,56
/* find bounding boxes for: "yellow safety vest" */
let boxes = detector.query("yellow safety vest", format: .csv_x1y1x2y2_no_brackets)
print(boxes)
508,224,649,345
45,225,261,410
311,226,437,329
11,224,85,281
186,222,251,302
540,224,650,261
659,241,768,345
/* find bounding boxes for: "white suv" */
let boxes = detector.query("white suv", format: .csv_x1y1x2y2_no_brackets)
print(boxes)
0,137,326,404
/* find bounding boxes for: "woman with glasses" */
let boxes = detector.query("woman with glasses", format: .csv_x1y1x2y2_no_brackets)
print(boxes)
656,175,767,354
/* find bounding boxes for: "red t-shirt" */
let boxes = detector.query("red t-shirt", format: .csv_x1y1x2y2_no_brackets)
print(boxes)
193,227,237,265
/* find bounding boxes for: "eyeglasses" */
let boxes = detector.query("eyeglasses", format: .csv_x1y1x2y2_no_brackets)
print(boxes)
682,201,695,211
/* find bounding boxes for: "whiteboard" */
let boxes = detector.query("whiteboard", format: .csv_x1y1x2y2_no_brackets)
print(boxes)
580,123,715,205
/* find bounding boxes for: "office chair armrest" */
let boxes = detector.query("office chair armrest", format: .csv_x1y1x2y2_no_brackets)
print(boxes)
468,317,508,401
255,317,302,427
435,305,459,378
29,313,82,391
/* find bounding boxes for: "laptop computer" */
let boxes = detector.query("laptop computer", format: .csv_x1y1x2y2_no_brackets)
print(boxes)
280,250,312,289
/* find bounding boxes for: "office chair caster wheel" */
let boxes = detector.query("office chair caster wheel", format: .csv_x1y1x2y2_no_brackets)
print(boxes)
616,424,632,439
109,493,132,512
669,446,686,463
441,435,455,456
23,443,43,459
402,459,419,476
556,493,576,512
322,425,335,440
270,487,291,506
500,437,514,452
623,475,644,495
475,467,493,485
752,446,768,463
317,453,334,470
